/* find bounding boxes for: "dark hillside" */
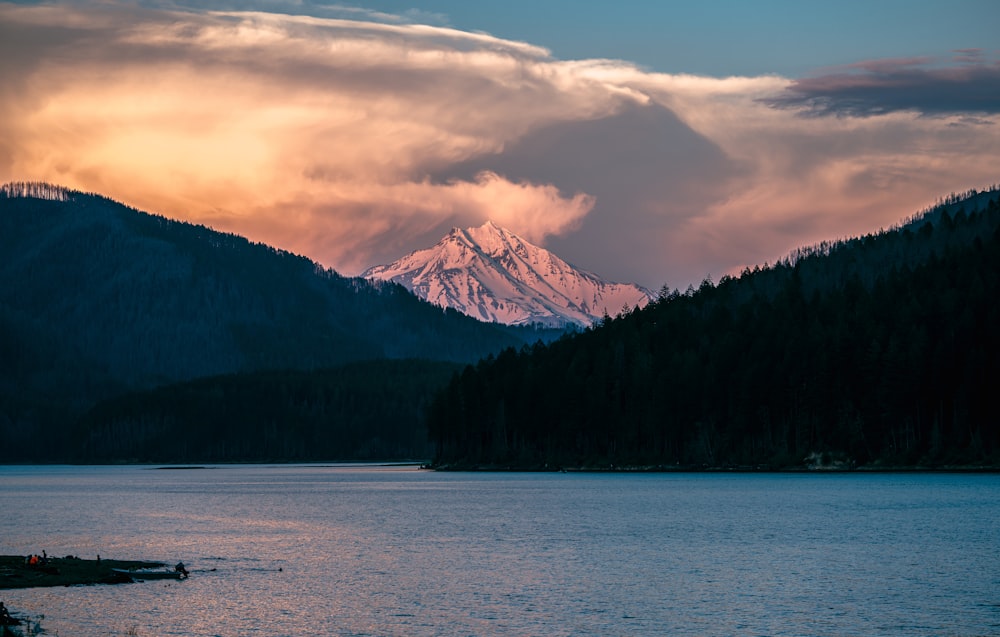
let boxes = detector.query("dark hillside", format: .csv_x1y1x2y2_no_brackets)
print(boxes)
428,187,1000,469
73,360,460,463
0,183,551,460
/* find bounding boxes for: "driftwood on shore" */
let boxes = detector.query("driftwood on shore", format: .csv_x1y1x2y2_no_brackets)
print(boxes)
0,555,171,590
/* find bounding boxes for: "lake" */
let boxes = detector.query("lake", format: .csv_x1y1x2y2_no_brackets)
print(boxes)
1,466,998,636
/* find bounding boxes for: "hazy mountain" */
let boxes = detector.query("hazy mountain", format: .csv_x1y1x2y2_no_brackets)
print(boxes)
363,221,653,327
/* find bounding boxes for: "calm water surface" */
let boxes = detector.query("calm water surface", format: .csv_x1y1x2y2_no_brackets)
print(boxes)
1,466,998,636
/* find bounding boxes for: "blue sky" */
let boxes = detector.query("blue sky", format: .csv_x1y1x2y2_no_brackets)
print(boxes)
2,0,998,288
323,0,1000,76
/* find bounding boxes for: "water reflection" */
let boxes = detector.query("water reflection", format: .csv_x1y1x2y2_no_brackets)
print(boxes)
1,466,998,636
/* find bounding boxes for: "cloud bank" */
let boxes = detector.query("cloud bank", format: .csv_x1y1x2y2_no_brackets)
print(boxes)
768,53,1000,117
1,2,998,288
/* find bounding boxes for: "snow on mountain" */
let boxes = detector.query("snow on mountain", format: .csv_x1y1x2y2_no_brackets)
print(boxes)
363,221,653,327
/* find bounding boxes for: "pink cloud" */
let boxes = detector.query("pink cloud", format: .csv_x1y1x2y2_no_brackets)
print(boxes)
1,3,998,289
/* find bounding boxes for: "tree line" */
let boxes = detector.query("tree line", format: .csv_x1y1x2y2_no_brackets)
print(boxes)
70,359,460,463
427,189,1000,469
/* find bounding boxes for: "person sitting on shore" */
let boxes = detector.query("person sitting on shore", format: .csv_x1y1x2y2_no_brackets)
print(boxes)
0,600,19,626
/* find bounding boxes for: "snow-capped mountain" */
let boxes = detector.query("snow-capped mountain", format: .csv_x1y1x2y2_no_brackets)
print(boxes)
363,221,653,327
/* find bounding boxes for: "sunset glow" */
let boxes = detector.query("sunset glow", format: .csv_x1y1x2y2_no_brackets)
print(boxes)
2,1,998,287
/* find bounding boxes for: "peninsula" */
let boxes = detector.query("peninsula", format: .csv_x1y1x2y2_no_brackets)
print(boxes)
0,555,179,590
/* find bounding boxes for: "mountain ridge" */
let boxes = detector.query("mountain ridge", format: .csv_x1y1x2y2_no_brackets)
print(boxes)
0,183,559,458
363,220,653,327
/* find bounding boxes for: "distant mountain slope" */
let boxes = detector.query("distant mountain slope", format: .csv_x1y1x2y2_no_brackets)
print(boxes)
0,183,542,453
363,221,652,327
75,359,463,463
428,187,1000,470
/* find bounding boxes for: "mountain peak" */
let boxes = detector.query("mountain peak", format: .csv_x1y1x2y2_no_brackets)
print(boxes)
363,222,652,327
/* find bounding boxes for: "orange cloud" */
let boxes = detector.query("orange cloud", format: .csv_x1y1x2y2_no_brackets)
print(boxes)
1,2,997,287
0,3,622,271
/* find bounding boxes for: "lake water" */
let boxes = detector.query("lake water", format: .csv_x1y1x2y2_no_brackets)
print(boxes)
1,466,998,636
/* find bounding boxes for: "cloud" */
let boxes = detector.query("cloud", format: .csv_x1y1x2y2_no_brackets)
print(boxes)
138,0,452,27
438,101,745,286
193,172,595,275
766,55,1000,117
0,3,615,261
1,1,998,289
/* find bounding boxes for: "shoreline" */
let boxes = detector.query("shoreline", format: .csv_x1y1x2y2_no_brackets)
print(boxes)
426,462,1000,473
1,461,996,472
0,555,174,590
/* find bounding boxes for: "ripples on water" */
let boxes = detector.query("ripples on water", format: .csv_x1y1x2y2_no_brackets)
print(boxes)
1,466,998,636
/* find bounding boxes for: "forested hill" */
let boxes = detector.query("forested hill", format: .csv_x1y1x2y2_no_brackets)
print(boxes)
73,360,462,463
0,183,554,457
428,187,1000,470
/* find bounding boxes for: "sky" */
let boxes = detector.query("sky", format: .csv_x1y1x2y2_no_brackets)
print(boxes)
1,1,998,289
